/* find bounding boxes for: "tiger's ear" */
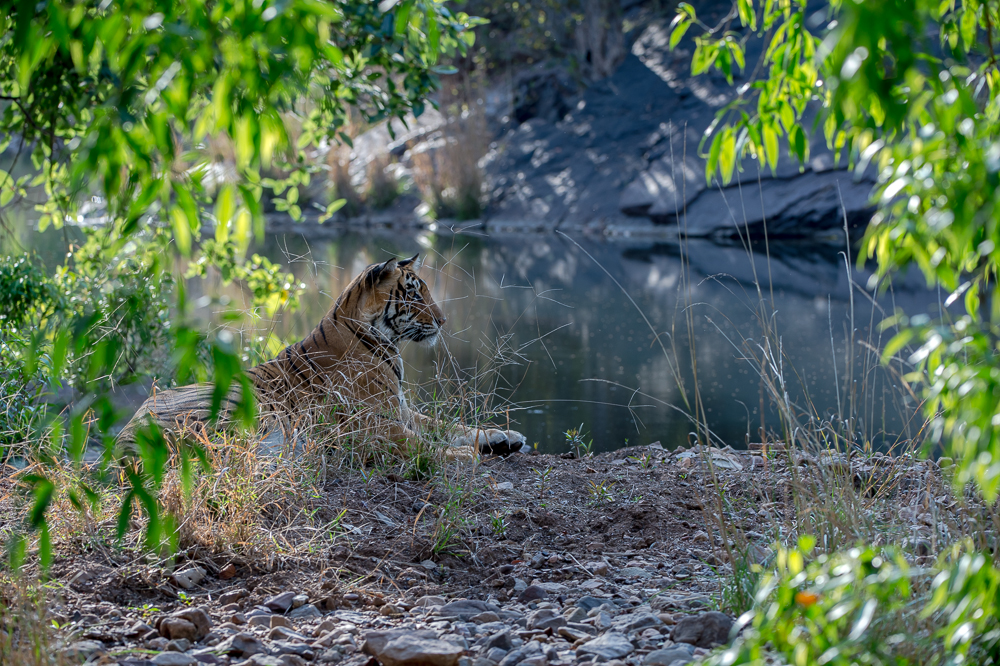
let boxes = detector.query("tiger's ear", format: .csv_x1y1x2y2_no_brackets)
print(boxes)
398,253,421,270
372,257,399,286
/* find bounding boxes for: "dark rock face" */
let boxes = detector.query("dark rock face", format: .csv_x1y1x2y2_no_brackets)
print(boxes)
483,0,874,237
671,611,734,648
513,69,579,125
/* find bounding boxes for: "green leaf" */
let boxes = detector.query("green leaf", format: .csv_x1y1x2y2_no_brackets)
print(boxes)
719,127,737,184
171,207,192,256
669,19,691,50
395,2,412,35
762,123,779,171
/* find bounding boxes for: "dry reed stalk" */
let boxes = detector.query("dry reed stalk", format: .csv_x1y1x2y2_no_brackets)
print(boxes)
364,153,400,210
411,109,489,220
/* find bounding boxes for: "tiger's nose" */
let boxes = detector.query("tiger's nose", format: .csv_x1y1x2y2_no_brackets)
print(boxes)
432,306,446,327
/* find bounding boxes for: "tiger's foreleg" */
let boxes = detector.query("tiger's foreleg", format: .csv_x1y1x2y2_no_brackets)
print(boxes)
408,411,528,456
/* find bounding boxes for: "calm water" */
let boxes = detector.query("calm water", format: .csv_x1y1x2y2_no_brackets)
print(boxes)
12,221,942,454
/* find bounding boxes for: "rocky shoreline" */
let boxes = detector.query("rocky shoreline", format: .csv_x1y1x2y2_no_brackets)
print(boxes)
22,438,953,666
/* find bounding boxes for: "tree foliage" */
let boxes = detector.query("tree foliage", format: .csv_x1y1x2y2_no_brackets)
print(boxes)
672,0,1000,500
0,0,478,566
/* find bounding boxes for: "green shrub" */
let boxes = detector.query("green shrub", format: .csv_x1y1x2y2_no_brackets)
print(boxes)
713,538,1000,666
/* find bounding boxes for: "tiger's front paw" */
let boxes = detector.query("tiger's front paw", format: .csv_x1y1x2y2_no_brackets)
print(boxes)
453,428,529,456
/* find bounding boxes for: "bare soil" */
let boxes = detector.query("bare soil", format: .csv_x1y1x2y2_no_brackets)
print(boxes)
0,441,950,665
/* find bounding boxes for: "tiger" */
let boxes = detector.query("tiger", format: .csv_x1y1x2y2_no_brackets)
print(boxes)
116,254,528,457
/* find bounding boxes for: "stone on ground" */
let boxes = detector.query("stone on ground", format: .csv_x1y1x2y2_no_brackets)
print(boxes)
643,645,695,666
151,653,198,666
671,611,734,648
369,633,465,666
576,632,635,660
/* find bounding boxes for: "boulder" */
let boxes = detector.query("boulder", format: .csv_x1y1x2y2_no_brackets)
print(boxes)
619,154,704,217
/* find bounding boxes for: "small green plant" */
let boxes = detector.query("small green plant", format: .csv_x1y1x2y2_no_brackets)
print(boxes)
431,482,469,555
402,442,437,481
489,510,509,539
720,544,763,616
565,424,594,458
588,479,614,506
534,466,553,502
629,452,655,470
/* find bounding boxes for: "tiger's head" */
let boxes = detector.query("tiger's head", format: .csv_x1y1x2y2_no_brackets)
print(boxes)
362,254,446,346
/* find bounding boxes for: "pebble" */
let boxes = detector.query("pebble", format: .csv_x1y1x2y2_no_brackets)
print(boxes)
220,589,246,605
59,640,105,661
618,567,653,579
288,603,322,620
165,638,191,651
643,646,694,666
414,595,447,607
472,611,501,624
151,653,198,666
576,632,635,659
368,632,465,666
264,591,297,613
215,632,268,658
575,596,605,612
527,609,567,631
518,585,549,602
172,565,207,590
671,611,734,648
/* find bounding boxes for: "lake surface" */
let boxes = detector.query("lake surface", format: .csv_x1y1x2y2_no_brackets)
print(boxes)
241,227,940,454
11,221,942,454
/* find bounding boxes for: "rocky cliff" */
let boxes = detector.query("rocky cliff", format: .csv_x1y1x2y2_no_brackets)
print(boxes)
481,0,875,238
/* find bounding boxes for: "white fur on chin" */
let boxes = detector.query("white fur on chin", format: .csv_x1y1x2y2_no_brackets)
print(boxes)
420,332,440,347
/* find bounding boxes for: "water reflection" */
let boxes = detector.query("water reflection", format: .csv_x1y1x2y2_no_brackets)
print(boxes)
9,222,940,454
243,229,937,454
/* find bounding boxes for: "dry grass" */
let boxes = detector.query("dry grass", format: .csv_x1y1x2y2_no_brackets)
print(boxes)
325,139,363,217
0,583,70,666
411,108,490,220
364,153,400,210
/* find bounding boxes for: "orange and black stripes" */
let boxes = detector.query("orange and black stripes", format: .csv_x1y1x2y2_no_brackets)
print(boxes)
116,255,446,450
